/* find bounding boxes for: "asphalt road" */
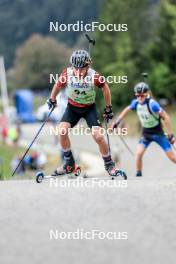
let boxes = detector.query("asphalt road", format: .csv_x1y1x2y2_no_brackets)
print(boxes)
0,176,176,264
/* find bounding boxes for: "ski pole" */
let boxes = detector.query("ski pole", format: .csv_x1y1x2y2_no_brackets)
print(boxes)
105,120,134,157
12,107,55,176
141,72,155,98
85,33,95,56
104,119,111,155
118,135,134,157
141,72,148,83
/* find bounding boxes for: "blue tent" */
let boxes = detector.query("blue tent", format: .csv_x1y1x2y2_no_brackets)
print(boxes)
15,89,36,123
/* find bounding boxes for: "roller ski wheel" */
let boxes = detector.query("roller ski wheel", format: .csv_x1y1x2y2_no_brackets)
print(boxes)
111,170,127,180
73,165,81,177
68,165,81,179
36,171,44,183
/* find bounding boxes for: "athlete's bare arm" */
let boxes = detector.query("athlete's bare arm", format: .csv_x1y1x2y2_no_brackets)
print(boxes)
101,82,112,106
110,106,131,129
118,106,131,120
160,110,173,135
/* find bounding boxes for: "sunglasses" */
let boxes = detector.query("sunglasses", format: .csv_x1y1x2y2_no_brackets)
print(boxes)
135,94,145,98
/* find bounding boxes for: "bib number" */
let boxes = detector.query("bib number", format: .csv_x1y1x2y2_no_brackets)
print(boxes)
74,89,86,96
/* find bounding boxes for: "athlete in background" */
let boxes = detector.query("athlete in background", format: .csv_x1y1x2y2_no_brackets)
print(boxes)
111,82,176,176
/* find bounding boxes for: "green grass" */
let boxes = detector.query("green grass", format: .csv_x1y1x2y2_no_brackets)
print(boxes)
0,144,26,180
0,143,61,181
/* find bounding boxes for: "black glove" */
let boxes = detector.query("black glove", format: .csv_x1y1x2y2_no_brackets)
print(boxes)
103,106,114,122
47,98,57,110
112,118,122,129
168,134,176,145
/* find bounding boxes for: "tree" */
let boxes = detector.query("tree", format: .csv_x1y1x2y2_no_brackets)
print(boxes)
148,0,176,101
0,0,102,67
9,34,71,91
93,0,156,109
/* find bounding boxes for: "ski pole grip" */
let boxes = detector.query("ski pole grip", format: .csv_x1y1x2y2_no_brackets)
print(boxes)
85,34,95,45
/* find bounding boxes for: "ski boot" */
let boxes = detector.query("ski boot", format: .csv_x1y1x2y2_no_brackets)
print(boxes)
105,161,127,180
52,157,81,178
136,170,142,177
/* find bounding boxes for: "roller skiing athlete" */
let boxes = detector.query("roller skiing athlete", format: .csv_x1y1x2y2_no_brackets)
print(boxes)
111,82,176,177
47,50,127,179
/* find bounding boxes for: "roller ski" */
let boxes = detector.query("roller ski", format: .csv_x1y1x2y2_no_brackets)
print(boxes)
36,163,81,183
52,162,81,178
105,160,127,180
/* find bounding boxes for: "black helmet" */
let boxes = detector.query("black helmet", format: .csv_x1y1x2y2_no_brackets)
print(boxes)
70,50,91,68
134,82,149,94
